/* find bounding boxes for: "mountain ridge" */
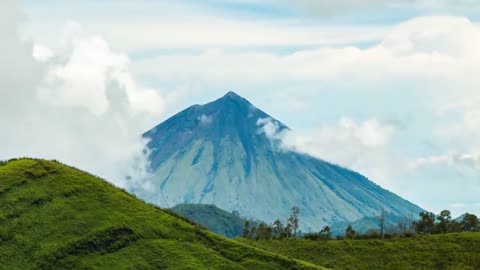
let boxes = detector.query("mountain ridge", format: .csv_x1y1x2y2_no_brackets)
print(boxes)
171,203,258,238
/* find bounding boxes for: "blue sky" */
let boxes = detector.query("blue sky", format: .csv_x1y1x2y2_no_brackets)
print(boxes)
3,0,480,217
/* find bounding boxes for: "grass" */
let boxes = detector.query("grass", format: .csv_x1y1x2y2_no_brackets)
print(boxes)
238,233,480,270
0,158,323,270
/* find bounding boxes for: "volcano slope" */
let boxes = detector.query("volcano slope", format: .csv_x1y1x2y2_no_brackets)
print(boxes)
0,158,322,270
141,91,422,231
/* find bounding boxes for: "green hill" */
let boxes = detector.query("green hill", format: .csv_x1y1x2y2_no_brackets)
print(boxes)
239,233,480,270
171,204,257,238
0,158,322,270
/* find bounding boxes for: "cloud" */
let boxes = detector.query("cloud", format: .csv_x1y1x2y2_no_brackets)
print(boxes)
37,31,165,117
257,117,396,184
277,0,480,16
134,16,480,91
426,94,480,176
277,0,402,16
32,43,53,62
0,2,165,189
20,10,390,52
198,114,213,125
257,118,285,140
411,153,480,171
438,99,480,137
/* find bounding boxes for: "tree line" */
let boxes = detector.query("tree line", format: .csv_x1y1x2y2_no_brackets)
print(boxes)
413,210,479,235
242,206,300,240
242,207,480,241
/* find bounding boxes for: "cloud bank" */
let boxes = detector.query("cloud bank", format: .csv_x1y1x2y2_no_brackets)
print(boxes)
0,2,164,188
135,16,480,89
278,0,480,16
257,117,396,184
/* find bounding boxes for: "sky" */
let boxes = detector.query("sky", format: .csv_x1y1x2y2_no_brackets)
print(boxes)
1,0,480,217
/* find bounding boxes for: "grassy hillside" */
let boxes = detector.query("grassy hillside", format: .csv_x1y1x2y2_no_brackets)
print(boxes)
0,158,322,270
171,204,256,238
239,233,480,270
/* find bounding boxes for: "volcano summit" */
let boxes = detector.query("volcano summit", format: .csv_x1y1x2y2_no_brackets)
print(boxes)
138,92,422,231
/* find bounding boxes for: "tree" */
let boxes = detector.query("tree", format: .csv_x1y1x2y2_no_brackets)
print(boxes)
436,210,452,234
397,215,415,236
461,213,479,232
243,221,250,238
319,225,331,240
284,223,293,239
272,219,284,239
345,225,356,239
250,226,257,240
448,220,461,233
303,232,319,240
413,212,435,234
266,226,273,239
256,223,272,240
378,208,386,239
288,206,300,238
397,219,407,236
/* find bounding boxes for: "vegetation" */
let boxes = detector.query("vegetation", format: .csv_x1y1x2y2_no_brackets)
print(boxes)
325,209,479,241
239,233,480,270
345,225,356,239
304,226,332,241
242,206,301,241
0,158,322,270
413,210,479,235
236,205,480,269
171,203,257,238
234,204,480,269
378,207,385,239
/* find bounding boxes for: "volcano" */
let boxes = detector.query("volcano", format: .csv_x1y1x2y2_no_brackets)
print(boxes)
138,91,422,231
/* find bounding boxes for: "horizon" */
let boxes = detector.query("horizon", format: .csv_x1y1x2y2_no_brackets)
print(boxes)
1,0,480,218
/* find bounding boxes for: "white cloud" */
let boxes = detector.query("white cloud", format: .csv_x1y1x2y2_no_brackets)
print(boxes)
438,100,480,137
382,16,480,59
92,21,388,51
336,117,395,147
198,114,213,125
427,93,480,177
277,0,402,16
257,117,396,185
411,153,480,171
133,16,480,90
38,31,165,117
277,0,480,16
20,10,390,52
0,2,166,189
257,118,284,140
32,43,53,62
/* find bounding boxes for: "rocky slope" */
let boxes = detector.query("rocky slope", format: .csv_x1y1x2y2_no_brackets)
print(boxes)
140,92,423,231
